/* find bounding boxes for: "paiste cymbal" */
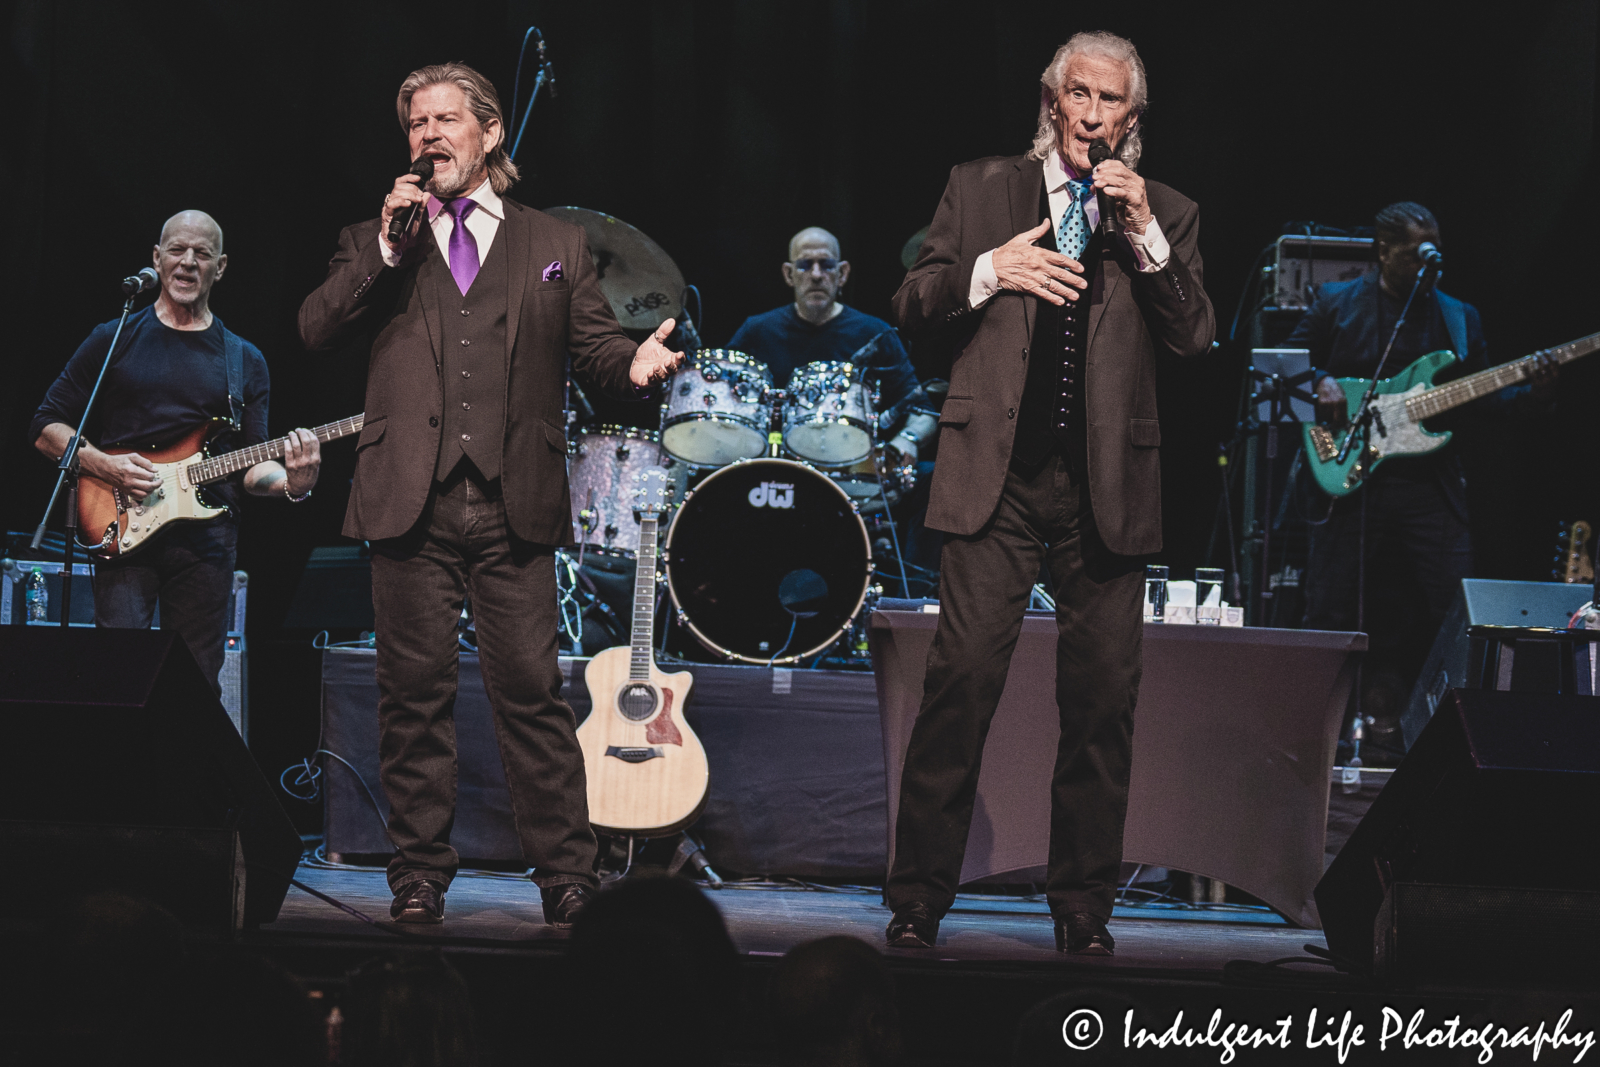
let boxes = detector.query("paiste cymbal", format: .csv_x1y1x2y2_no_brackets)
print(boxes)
543,207,685,331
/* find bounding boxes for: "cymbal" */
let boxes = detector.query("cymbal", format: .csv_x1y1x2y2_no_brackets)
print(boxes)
901,225,930,271
543,207,685,331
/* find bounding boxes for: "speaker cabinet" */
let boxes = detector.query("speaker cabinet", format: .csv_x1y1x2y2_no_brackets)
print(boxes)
1316,688,1600,984
1402,579,1589,749
0,628,301,933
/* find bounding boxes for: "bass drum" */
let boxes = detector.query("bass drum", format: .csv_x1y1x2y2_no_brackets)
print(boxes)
664,458,872,665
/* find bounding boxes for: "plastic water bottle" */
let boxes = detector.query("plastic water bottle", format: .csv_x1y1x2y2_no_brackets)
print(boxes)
24,568,48,622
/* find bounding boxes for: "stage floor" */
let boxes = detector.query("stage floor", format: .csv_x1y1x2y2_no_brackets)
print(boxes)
267,863,1319,974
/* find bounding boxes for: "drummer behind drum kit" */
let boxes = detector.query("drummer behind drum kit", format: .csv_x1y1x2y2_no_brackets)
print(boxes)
550,208,914,666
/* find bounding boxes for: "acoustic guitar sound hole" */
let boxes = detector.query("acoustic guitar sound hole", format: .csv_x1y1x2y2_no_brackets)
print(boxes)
618,684,658,721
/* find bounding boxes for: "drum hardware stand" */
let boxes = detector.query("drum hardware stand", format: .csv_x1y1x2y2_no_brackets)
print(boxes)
766,389,786,457
32,280,144,627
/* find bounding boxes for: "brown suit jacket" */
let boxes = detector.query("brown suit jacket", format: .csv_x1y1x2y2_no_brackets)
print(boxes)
893,155,1215,555
298,198,637,545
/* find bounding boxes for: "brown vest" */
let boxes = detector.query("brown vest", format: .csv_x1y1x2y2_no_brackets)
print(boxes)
429,227,511,481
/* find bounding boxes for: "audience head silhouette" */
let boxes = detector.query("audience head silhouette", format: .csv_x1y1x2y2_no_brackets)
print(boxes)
771,935,901,1067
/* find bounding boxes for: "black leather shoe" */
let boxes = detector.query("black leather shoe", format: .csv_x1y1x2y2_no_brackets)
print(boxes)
1055,912,1114,955
390,880,445,924
885,902,939,948
541,882,594,929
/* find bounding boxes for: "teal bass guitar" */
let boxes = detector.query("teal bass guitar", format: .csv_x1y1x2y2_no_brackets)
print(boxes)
1302,331,1600,497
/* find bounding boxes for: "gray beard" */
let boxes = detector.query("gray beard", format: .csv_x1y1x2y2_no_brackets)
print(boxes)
432,151,486,198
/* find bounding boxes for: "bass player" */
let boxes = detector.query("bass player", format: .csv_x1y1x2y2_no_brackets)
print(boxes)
1288,200,1555,751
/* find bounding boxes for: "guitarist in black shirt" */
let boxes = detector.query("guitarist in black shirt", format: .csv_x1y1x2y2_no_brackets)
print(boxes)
30,210,321,694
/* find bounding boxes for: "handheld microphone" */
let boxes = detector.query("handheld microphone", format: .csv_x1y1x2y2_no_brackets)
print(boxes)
1417,241,1443,268
1087,139,1119,245
386,157,436,246
121,267,159,295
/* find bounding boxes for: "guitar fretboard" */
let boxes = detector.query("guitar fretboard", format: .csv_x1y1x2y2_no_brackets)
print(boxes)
630,516,658,681
187,415,365,486
1405,332,1600,421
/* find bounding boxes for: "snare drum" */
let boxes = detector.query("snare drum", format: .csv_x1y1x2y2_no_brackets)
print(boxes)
781,360,874,466
568,425,669,557
660,350,773,466
664,458,872,664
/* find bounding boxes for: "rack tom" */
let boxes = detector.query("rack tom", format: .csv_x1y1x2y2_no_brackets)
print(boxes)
781,360,874,466
660,350,773,466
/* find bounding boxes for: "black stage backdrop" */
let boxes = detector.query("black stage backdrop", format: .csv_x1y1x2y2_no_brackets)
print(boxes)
5,2,1597,804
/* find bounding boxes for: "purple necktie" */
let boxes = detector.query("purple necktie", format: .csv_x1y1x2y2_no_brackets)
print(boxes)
443,197,479,294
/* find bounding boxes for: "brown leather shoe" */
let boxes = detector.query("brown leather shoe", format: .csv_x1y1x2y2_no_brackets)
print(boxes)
541,882,595,929
390,880,445,924
1055,912,1115,955
885,902,939,948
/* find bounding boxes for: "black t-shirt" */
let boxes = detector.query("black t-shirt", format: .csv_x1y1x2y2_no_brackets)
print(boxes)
31,306,271,509
726,304,921,415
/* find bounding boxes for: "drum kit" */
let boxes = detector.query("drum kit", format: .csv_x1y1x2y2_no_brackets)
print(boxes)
551,209,918,665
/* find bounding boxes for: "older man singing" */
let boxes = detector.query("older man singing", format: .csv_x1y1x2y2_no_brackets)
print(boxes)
884,31,1214,954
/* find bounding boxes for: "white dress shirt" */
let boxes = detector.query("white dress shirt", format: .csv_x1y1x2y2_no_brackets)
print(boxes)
968,151,1171,309
380,178,503,268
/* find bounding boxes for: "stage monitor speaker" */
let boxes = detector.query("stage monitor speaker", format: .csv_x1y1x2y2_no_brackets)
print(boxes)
0,628,301,933
1402,578,1588,749
1315,688,1600,984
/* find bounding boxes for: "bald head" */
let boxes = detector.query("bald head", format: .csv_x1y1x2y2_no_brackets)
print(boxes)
159,210,224,253
783,226,849,325
788,226,839,261
153,210,228,322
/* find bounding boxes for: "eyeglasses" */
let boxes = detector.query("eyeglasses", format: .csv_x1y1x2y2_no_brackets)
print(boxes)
791,257,843,274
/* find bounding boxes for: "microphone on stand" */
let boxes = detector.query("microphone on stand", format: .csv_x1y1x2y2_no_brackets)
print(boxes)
1087,139,1120,246
1417,241,1443,268
121,268,159,295
386,157,436,246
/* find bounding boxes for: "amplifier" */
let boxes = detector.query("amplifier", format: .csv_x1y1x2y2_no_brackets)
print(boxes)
1272,234,1376,309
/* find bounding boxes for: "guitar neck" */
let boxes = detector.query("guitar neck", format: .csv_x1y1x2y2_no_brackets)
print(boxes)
629,516,659,681
1406,332,1600,421
187,414,365,485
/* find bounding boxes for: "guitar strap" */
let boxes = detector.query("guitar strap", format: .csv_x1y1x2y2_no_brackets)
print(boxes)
1437,291,1469,364
221,324,245,431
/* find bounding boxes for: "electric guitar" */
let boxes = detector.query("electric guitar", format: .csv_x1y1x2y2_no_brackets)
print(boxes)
77,414,365,558
575,467,709,837
1303,331,1600,497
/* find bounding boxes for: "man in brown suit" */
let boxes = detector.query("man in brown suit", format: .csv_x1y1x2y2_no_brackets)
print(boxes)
884,32,1214,954
299,63,682,926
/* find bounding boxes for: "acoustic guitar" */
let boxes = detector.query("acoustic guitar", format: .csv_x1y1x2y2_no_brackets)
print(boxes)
1302,331,1599,497
77,415,364,558
575,466,709,837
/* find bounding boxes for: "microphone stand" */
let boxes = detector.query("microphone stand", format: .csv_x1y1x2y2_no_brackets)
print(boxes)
31,287,142,628
1334,261,1439,470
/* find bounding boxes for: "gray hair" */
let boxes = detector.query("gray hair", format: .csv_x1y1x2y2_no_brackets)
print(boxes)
396,62,520,195
1028,31,1148,169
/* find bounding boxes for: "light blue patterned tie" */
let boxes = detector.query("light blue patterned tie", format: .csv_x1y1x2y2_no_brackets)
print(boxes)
1058,178,1093,259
